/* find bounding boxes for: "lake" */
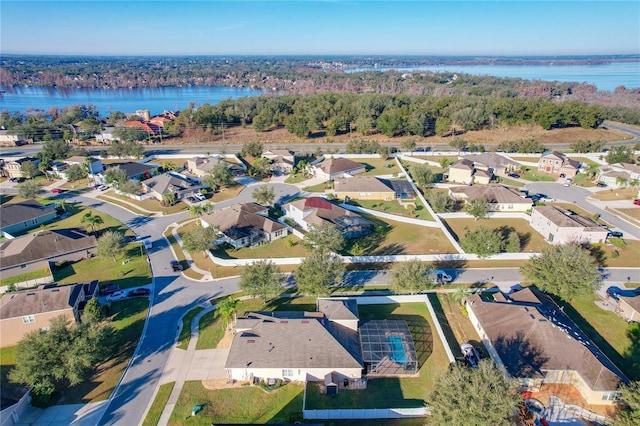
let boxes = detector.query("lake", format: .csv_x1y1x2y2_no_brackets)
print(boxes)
0,85,264,117
346,61,640,92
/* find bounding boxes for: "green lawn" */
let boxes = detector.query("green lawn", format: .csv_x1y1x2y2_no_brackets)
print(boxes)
52,244,151,289
306,302,451,409
35,202,133,237
142,382,175,426
554,293,639,381
351,198,434,221
96,195,150,215
0,345,25,409
102,190,189,214
494,176,525,187
177,306,205,350
358,158,401,177
170,381,305,425
196,310,226,350
302,182,326,192
0,268,51,287
211,235,310,259
517,167,556,182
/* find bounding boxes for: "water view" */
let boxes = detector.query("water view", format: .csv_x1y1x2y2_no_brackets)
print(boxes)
346,61,640,92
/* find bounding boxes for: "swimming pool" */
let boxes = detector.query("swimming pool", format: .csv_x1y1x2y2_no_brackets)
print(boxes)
387,335,408,364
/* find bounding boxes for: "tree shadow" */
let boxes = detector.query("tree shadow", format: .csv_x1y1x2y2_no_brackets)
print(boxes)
433,254,467,270
583,243,608,268
493,331,549,378
427,293,461,358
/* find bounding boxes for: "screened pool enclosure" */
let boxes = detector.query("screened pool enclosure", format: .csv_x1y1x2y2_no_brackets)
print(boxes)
359,320,418,375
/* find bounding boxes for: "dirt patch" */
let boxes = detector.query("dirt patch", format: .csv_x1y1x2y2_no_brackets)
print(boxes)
216,328,233,349
201,378,248,390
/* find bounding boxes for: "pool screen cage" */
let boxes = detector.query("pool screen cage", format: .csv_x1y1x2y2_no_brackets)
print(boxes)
359,320,418,375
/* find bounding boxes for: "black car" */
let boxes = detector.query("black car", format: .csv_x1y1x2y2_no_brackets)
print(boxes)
608,230,624,238
100,285,121,296
128,288,150,297
596,182,607,188
507,173,520,179
171,260,184,271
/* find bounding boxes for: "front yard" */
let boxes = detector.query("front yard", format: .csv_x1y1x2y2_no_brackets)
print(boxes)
590,187,638,201
211,235,310,259
350,198,434,221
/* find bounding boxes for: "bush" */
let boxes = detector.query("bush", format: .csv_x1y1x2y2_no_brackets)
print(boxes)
611,250,620,258
609,238,626,248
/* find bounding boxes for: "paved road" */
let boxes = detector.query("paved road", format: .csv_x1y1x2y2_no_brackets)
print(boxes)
525,182,640,240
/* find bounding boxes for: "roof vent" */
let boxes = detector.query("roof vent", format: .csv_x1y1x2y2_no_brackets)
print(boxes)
280,320,288,324
301,320,309,324
247,339,255,344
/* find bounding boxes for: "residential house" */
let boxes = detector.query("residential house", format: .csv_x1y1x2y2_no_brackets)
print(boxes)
333,176,415,201
65,156,104,176
0,200,57,237
107,162,158,181
0,130,24,146
201,203,287,249
597,163,640,188
614,295,640,323
312,157,366,181
530,206,608,245
141,172,202,202
445,159,492,185
125,120,160,136
466,287,628,406
263,149,297,174
537,151,579,179
0,229,97,280
461,152,520,174
0,284,98,347
284,197,373,239
95,126,118,143
448,184,533,212
3,157,41,178
184,156,244,179
225,298,363,383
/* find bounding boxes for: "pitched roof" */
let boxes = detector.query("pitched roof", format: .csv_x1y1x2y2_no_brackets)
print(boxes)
65,156,93,164
314,157,365,175
619,295,640,313
334,176,395,193
611,162,640,174
317,298,359,321
201,203,285,240
449,158,475,170
0,200,57,229
533,206,603,230
225,312,363,370
467,288,627,390
0,229,97,269
541,150,566,160
110,162,156,178
264,149,295,157
286,197,372,229
142,172,199,196
6,157,39,165
187,156,242,173
461,152,519,169
449,184,532,205
0,284,84,319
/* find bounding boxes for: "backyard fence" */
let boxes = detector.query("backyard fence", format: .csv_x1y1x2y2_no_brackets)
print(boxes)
0,390,31,426
0,275,54,294
303,407,428,420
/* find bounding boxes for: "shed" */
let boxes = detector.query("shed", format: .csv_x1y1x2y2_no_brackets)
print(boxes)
324,371,341,395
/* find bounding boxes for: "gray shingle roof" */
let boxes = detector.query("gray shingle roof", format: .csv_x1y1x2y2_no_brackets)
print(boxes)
0,200,57,229
0,284,83,319
201,203,285,240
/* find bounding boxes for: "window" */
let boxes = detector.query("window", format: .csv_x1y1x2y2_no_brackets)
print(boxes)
22,315,35,324
602,391,621,401
282,369,293,377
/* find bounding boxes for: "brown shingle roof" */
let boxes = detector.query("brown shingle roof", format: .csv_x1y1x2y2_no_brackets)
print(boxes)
0,229,97,269
619,295,640,313
0,200,57,229
334,176,395,194
467,288,627,390
449,184,532,205
317,298,359,321
0,284,83,319
534,206,602,230
286,197,370,229
461,152,519,169
449,158,474,170
201,203,285,240
142,172,199,196
225,312,362,369
314,158,364,175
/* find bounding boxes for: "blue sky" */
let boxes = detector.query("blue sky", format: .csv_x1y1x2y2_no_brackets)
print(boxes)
1,1,638,56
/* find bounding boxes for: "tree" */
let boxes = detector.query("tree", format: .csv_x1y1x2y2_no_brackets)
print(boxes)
450,286,472,305
97,230,125,262
249,157,271,178
252,185,276,206
162,192,176,207
428,360,521,426
464,198,490,221
214,297,238,330
606,146,634,164
400,139,416,153
55,199,69,213
303,224,345,254
202,162,233,190
181,225,217,258
39,139,70,162
613,380,640,426
449,138,468,154
585,163,600,181
460,226,503,258
20,160,39,179
240,260,284,301
505,231,521,252
242,140,263,158
161,162,176,172
295,251,344,296
189,204,205,218
616,176,629,188
390,259,433,295
411,164,435,188
439,157,453,169
65,164,87,182
81,211,104,234
119,179,141,195
520,243,601,300
203,201,214,214
17,179,43,199
104,167,127,187
426,190,455,213
82,298,105,325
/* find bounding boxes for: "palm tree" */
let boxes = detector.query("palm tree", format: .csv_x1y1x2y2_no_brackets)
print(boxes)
586,163,600,181
203,201,214,214
81,211,104,235
162,162,175,172
450,287,472,305
629,178,640,190
55,199,69,213
214,297,238,330
162,192,176,207
616,176,629,188
189,204,205,218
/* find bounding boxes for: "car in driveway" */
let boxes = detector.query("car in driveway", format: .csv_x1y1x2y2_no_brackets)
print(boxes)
633,199,640,206
100,285,121,296
106,290,127,301
608,230,624,238
171,260,183,271
128,288,150,297
596,182,607,188
51,188,62,194
507,173,520,179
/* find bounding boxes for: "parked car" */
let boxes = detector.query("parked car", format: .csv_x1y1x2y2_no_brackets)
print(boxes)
97,185,109,191
128,288,150,297
434,269,452,284
608,230,624,238
142,239,152,250
563,177,573,187
171,260,183,271
51,188,62,194
186,196,197,203
107,290,127,302
538,196,556,203
461,342,481,368
633,199,640,206
100,285,121,296
596,182,607,188
193,192,206,201
507,173,520,179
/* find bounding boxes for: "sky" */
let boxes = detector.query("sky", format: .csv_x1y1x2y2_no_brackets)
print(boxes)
1,1,639,56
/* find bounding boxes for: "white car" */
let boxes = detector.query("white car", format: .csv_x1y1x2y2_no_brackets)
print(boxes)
193,192,206,201
106,290,127,302
539,196,556,203
142,239,152,250
434,269,452,284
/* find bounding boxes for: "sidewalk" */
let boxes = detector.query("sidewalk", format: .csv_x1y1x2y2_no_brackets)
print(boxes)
165,223,214,281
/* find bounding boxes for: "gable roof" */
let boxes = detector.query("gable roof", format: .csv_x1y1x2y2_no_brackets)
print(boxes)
187,156,242,173
65,156,95,164
467,288,627,390
110,162,156,178
610,162,640,174
201,203,285,241
0,200,57,229
0,228,97,269
142,172,199,196
449,184,532,205
225,312,362,370
533,206,603,230
286,197,372,229
334,176,395,194
314,158,365,175
540,151,579,169
317,298,359,321
0,284,84,319
449,158,475,170
619,295,640,313
461,152,519,169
